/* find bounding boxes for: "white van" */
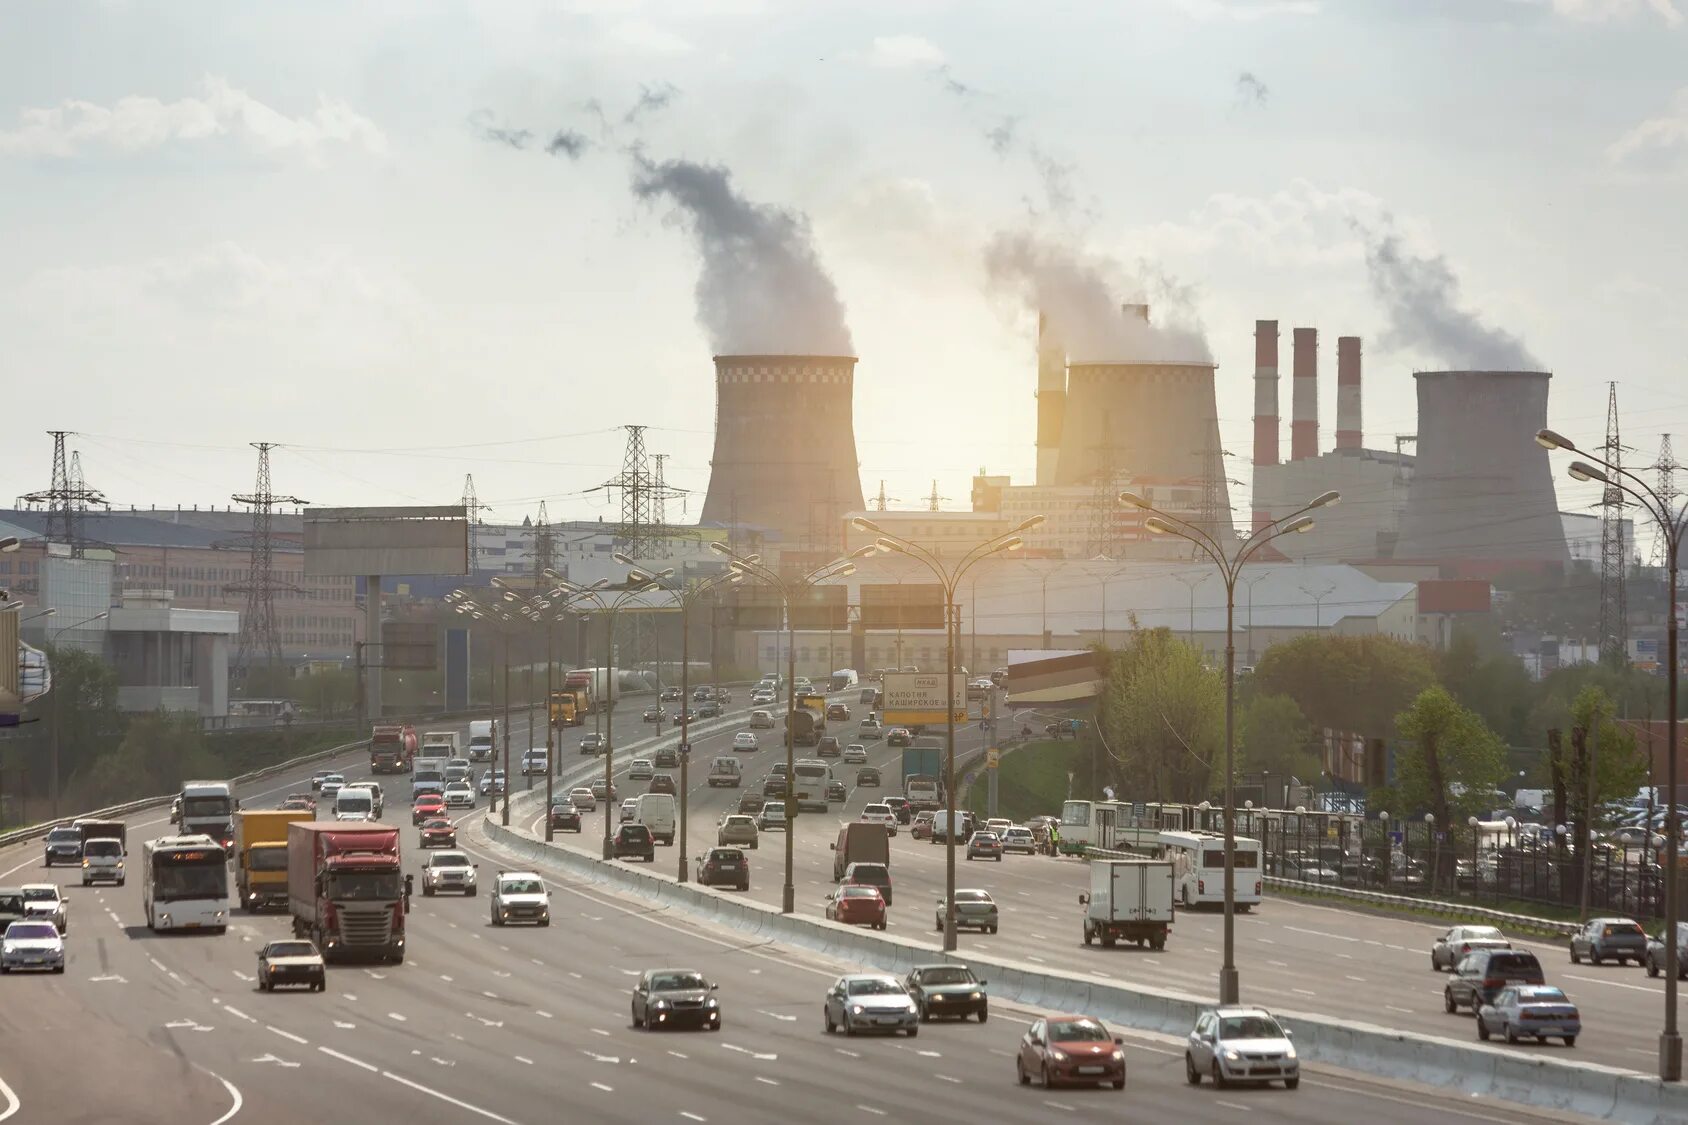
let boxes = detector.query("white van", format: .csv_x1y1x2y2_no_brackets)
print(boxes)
334,786,375,821
468,720,496,762
635,792,677,846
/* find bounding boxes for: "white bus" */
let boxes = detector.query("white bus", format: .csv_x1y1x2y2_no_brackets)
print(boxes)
143,835,230,933
792,759,831,812
1058,800,1131,854
1156,830,1263,910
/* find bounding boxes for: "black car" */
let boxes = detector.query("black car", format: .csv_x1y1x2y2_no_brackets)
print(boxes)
662,687,683,702
883,796,911,824
695,847,749,890
654,746,680,769
581,732,605,755
631,968,721,1031
672,709,696,724
827,779,848,803
905,963,989,1022
1445,949,1545,1014
42,827,83,867
693,687,714,702
858,767,882,788
762,777,786,798
827,703,849,722
615,823,656,862
549,802,583,832
643,708,664,723
737,792,766,815
817,736,841,758
697,701,722,719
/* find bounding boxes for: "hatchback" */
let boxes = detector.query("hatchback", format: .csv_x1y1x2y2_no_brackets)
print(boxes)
825,885,887,930
1185,1007,1296,1089
1570,917,1647,966
629,759,655,780
966,831,1004,861
732,732,760,752
615,823,656,862
857,766,882,787
842,744,867,764
1020,1014,1126,1089
649,774,677,796
1431,925,1511,972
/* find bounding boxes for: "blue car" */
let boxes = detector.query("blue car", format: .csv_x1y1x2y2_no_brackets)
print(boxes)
1476,985,1580,1047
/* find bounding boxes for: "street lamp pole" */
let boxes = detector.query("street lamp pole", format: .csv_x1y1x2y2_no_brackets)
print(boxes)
1538,426,1683,1081
48,610,110,820
1120,488,1337,1004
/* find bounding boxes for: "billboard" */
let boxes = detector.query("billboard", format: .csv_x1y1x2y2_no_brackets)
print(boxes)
380,621,438,671
721,585,848,629
882,671,966,725
859,583,946,630
304,505,469,577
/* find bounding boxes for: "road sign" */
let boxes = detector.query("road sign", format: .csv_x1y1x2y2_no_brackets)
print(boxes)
987,747,1000,769
678,742,691,757
881,672,966,726
1388,831,1403,845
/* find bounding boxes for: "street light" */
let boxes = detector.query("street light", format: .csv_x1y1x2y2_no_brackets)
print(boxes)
0,537,19,553
711,539,862,914
852,512,1043,951
1540,425,1684,1080
48,609,111,819
1121,487,1335,1004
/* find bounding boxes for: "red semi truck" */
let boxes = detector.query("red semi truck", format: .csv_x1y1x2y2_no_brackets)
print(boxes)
369,724,416,774
287,821,407,963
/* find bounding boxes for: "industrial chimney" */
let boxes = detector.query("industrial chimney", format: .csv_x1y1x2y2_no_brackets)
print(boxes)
1336,336,1362,452
700,355,866,543
1291,327,1318,461
1253,320,1280,530
1035,313,1066,486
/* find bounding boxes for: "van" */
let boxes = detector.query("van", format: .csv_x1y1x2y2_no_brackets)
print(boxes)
353,781,384,818
334,787,375,821
707,757,742,789
81,838,126,886
467,719,496,762
831,822,890,880
930,809,977,844
635,792,677,846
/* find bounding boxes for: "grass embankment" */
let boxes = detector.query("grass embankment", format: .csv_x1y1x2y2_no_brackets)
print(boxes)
962,739,1083,822
1268,880,1577,939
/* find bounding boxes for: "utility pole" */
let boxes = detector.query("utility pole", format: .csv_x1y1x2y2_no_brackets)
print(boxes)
227,442,305,684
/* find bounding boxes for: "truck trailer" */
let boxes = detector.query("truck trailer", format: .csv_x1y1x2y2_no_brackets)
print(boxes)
369,725,413,774
234,809,313,912
1079,859,1175,950
287,821,406,963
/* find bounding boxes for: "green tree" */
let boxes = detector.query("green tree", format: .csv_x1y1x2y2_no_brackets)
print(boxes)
1390,685,1508,828
1238,693,1320,782
1435,627,1535,746
22,646,124,804
1098,628,1222,803
70,712,224,810
1252,634,1435,743
1567,685,1648,825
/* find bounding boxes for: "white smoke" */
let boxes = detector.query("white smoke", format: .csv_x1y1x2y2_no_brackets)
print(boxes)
632,156,853,356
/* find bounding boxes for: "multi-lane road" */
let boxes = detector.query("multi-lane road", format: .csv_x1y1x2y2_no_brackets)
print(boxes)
0,692,1614,1122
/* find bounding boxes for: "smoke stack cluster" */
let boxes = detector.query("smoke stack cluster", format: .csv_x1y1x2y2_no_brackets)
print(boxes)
1251,320,1365,465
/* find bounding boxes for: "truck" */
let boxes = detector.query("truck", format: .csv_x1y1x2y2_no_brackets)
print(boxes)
1079,859,1175,950
421,730,458,757
287,821,406,963
901,747,942,793
634,792,676,846
549,688,588,728
831,822,890,880
71,818,127,854
564,668,617,714
467,720,496,762
234,809,312,912
176,780,238,846
784,707,822,748
369,725,413,774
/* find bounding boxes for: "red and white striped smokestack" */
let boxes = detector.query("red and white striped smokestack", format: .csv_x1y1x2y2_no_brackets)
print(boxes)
1291,327,1318,461
1253,320,1279,468
1336,336,1362,451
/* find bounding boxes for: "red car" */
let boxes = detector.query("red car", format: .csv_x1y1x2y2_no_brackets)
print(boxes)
1017,1014,1127,1090
281,794,316,814
413,796,446,825
825,885,887,930
419,818,457,848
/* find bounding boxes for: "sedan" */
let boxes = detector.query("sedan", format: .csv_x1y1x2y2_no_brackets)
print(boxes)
281,794,316,814
966,831,1005,861
0,921,64,974
1431,925,1512,972
671,709,696,724
718,815,760,849
661,687,683,702
696,847,750,890
569,787,597,812
697,701,722,719
824,973,918,1037
443,782,476,809
825,885,887,930
478,770,506,797
629,758,655,780
620,799,638,823
1570,917,1648,966
643,707,664,723
1021,1015,1127,1089
826,779,848,803
911,813,935,840
257,939,326,992
21,884,68,934
311,770,333,791
882,796,911,823
591,777,617,801
906,962,989,1022
1476,985,1580,1047
418,818,457,848
886,728,913,747
548,802,582,833
842,743,867,764
413,796,447,825
1185,1006,1296,1089
732,732,760,752
937,889,999,934
632,968,722,1031
1645,922,1688,979
1000,826,1038,854
757,802,788,832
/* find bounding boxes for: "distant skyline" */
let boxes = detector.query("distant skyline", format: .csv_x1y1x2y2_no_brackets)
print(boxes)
3,1,1686,537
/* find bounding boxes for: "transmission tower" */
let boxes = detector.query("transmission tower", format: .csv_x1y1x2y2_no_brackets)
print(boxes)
533,501,555,580
651,453,672,560
461,474,490,575
871,481,897,512
1085,444,1125,559
1597,383,1629,665
227,442,306,682
925,480,949,512
19,431,107,557
1652,435,1679,567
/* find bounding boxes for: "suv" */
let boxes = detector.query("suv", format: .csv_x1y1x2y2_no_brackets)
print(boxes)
629,759,655,780
81,837,126,886
718,815,760,848
1444,949,1545,1014
749,710,774,729
1186,1007,1299,1089
654,746,680,770
695,847,749,890
827,703,849,722
1570,917,1648,966
817,736,841,758
737,792,765,815
490,871,551,926
521,748,549,777
757,801,788,832
43,827,83,867
649,774,677,796
21,885,67,934
858,717,883,740
615,823,655,862
580,732,605,755
841,861,893,906
421,851,478,896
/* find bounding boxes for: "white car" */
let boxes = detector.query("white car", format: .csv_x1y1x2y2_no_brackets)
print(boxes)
749,710,774,728
20,884,68,934
491,872,551,927
986,818,1013,837
443,781,476,809
859,805,898,836
842,744,867,764
620,798,639,823
569,787,597,812
521,748,549,777
732,731,760,751
1000,826,1038,854
629,759,655,780
81,837,125,886
751,691,775,706
421,850,478,896
320,774,346,799
0,920,65,974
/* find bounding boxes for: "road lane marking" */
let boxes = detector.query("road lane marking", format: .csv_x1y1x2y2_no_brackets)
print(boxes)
1042,1101,1074,1111
1268,961,1288,968
855,1108,886,1117
319,1046,378,1072
148,957,168,972
388,1012,408,1022
515,1056,533,1065
250,1054,301,1068
1565,974,1659,994
681,1114,707,1123
935,1074,962,1084
205,1072,242,1125
268,1026,309,1045
590,1082,614,1093
439,974,453,982
1293,988,1317,996
1217,1100,1250,1111
382,1070,521,1123
668,1050,689,1059
754,1076,779,1085
221,1005,256,1023
1385,1005,1414,1014
0,1069,18,1122
835,1048,861,1058
334,1021,356,1029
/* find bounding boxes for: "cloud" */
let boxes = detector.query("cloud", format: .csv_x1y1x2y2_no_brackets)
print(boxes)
468,110,535,149
545,129,590,159
623,81,681,124
0,75,387,160
602,18,695,55
1235,71,1270,107
1608,86,1688,171
862,34,948,69
1170,0,1321,18
1549,0,1683,25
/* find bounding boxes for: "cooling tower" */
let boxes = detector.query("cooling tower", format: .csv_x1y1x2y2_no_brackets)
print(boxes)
700,355,865,543
1394,371,1568,565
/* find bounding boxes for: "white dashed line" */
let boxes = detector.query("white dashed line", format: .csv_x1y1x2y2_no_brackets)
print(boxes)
318,1047,378,1072
590,1082,614,1093
935,1074,962,1084
388,1013,407,1022
754,1076,779,1086
681,1114,707,1123
267,1026,309,1045
515,1056,533,1065
856,1107,886,1117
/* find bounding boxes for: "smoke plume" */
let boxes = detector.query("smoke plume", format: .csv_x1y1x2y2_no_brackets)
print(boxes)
1359,221,1542,370
632,156,853,355
545,129,589,159
985,230,1210,364
468,111,533,149
624,82,680,125
1235,71,1269,107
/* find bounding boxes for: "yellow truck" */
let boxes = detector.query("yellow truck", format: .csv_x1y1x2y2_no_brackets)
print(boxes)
234,808,313,912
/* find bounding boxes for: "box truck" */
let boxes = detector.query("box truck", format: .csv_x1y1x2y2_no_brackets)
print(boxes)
831,822,890,880
1079,859,1175,950
234,809,313,912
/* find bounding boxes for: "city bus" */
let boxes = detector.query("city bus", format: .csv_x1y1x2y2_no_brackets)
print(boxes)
1058,800,1133,853
1156,830,1263,910
792,759,832,813
143,835,230,933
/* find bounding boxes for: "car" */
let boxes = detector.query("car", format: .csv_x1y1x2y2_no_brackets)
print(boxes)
569,787,597,812
714,688,732,703
43,826,83,867
1645,922,1688,979
310,770,333,791
549,802,583,833
490,871,551,926
824,973,917,1035
737,791,766,815
478,770,506,797
937,889,999,934
1185,1006,1295,1089
757,801,788,832
671,709,696,724
693,687,714,702
696,847,750,890
412,795,446,825
732,732,760,752
631,968,722,1031
281,794,316,813
762,776,786,798
749,710,775,729
629,758,655,780
320,774,346,800
818,736,841,758
966,830,1004,861
858,718,883,741
654,746,680,769
856,766,881,787
643,707,664,723
842,743,867,764
886,727,912,747
751,689,775,705
661,687,683,702
581,732,606,755
521,749,549,778
418,818,458,848
613,797,635,823
911,811,936,840
826,779,848,803
0,920,64,974
985,817,1014,836
1431,925,1512,972
968,678,993,700
256,939,326,992
906,963,989,1022
841,861,893,906
591,777,617,801
1476,984,1581,1046
859,804,898,836
827,703,850,722
1000,826,1038,854
421,850,478,896
20,884,67,934
718,814,760,849
614,823,656,862
443,781,476,809
882,795,911,823
80,837,125,886
1445,949,1546,1014
1570,917,1648,965
649,774,677,796
697,701,722,719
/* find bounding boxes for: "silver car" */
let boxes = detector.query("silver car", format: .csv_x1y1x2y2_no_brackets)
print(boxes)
936,889,998,934
1569,917,1647,966
823,973,919,1037
421,851,478,897
21,884,68,935
0,920,65,974
1185,1006,1299,1089
1476,984,1580,1047
1431,924,1511,972
718,814,760,849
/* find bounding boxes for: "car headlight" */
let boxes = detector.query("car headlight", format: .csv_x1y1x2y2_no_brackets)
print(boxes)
851,1005,865,1015
1110,1049,1124,1060
969,991,982,1000
116,861,123,869
1223,1049,1241,1062
82,859,89,867
654,1000,670,1009
1050,1049,1068,1061
1285,1044,1297,1059
706,997,719,1008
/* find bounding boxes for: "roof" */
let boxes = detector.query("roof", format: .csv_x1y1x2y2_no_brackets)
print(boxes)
0,509,271,551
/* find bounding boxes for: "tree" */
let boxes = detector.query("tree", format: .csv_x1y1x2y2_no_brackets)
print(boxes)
21,645,123,805
1252,634,1435,744
70,712,224,811
1238,693,1320,782
1436,627,1534,747
1097,628,1222,803
1568,685,1647,825
1390,685,1508,829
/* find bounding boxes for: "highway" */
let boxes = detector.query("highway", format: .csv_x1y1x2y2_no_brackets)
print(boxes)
0,692,1620,1122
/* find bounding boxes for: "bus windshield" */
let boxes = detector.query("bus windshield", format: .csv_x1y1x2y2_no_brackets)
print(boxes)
151,853,229,901
1062,801,1091,827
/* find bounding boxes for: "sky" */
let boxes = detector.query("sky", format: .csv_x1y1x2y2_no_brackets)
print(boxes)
3,0,1687,537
